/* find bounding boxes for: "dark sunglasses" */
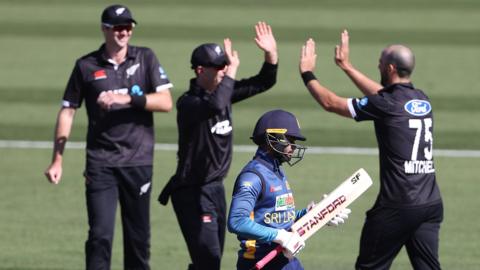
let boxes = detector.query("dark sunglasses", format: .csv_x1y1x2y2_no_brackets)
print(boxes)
103,23,133,32
211,65,226,71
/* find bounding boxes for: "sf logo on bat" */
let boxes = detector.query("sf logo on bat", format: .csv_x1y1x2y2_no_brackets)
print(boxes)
296,195,347,237
350,172,361,184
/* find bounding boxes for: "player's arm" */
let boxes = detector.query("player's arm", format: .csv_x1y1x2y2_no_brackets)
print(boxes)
176,78,235,126
230,22,278,103
300,38,352,118
96,86,173,112
44,107,76,184
335,30,382,95
228,172,279,242
144,90,172,112
141,48,174,112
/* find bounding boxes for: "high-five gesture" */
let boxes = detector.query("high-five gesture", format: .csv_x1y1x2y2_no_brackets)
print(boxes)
334,30,352,71
299,37,352,118
300,38,317,73
254,21,278,64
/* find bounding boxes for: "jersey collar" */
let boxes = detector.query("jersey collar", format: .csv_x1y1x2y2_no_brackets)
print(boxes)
253,148,284,177
383,82,415,92
97,43,138,65
189,78,208,96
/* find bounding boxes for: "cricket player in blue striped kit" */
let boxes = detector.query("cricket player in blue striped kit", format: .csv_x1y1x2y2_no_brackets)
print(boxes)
228,110,350,270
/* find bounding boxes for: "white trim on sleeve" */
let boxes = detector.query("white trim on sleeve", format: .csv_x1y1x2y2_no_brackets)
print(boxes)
347,98,357,119
156,83,173,92
62,100,72,107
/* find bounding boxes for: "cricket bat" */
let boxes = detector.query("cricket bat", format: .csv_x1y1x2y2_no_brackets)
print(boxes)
254,168,373,270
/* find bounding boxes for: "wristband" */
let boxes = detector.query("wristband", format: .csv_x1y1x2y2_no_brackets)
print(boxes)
301,71,317,85
130,95,146,109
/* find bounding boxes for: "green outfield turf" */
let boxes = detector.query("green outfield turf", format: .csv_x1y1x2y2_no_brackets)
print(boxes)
0,0,479,149
1,0,480,269
0,149,479,269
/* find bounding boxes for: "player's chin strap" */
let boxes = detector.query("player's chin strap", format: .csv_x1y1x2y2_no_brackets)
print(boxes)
266,133,306,166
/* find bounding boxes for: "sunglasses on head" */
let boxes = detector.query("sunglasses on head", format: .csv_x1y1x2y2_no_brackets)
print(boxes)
103,23,133,32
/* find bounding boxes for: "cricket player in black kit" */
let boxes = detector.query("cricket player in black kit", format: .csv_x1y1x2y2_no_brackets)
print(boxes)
44,5,173,270
158,22,278,270
298,31,443,270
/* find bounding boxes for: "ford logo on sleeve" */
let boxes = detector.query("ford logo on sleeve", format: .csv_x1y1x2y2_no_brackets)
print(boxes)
404,100,432,116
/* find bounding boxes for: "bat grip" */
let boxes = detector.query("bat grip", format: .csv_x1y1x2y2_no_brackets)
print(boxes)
254,245,283,270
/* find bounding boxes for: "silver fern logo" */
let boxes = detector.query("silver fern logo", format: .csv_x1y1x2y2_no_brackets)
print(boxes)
139,182,151,196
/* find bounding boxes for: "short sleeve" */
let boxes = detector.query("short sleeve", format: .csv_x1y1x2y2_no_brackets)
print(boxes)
349,94,388,122
62,61,84,108
144,48,173,93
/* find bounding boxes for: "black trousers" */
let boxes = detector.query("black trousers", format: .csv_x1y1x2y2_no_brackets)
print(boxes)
355,203,443,270
84,166,152,270
171,181,226,270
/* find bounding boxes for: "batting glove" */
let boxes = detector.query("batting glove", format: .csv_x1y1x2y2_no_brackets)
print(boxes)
327,208,351,227
306,201,316,211
273,229,305,259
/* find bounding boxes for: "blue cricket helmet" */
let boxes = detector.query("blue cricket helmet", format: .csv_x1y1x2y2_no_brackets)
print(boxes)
251,109,306,145
251,110,307,166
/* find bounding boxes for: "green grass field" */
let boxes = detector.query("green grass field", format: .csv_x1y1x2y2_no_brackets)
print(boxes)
1,149,479,269
1,0,480,269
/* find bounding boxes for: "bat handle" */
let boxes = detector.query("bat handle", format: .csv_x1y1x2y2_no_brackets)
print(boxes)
254,245,283,270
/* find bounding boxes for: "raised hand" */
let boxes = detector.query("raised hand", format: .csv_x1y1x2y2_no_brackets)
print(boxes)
299,38,317,73
224,38,239,78
254,21,278,64
334,29,352,71
254,22,277,53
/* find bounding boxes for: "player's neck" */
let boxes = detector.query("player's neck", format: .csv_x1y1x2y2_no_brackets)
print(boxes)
386,72,411,85
105,44,128,65
196,77,216,94
390,77,411,85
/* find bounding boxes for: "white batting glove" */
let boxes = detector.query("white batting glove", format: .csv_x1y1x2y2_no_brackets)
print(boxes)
273,229,305,259
322,194,351,227
306,201,316,211
327,208,351,227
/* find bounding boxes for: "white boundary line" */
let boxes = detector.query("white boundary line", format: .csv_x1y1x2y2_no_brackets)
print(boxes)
1,140,480,158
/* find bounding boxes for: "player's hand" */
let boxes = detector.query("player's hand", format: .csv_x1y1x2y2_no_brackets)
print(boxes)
327,208,351,227
97,90,130,110
224,38,239,78
44,161,62,184
273,229,305,259
321,194,351,227
254,21,278,64
300,38,317,73
306,201,316,211
334,29,352,71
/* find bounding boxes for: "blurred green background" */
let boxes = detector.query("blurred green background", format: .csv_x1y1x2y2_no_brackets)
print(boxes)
0,0,479,269
1,0,479,148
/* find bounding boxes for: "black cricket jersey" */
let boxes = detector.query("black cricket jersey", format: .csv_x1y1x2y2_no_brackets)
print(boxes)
348,83,442,208
172,62,277,189
62,44,173,168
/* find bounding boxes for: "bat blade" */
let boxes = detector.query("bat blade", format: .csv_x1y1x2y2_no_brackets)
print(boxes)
254,168,373,270
293,168,372,239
